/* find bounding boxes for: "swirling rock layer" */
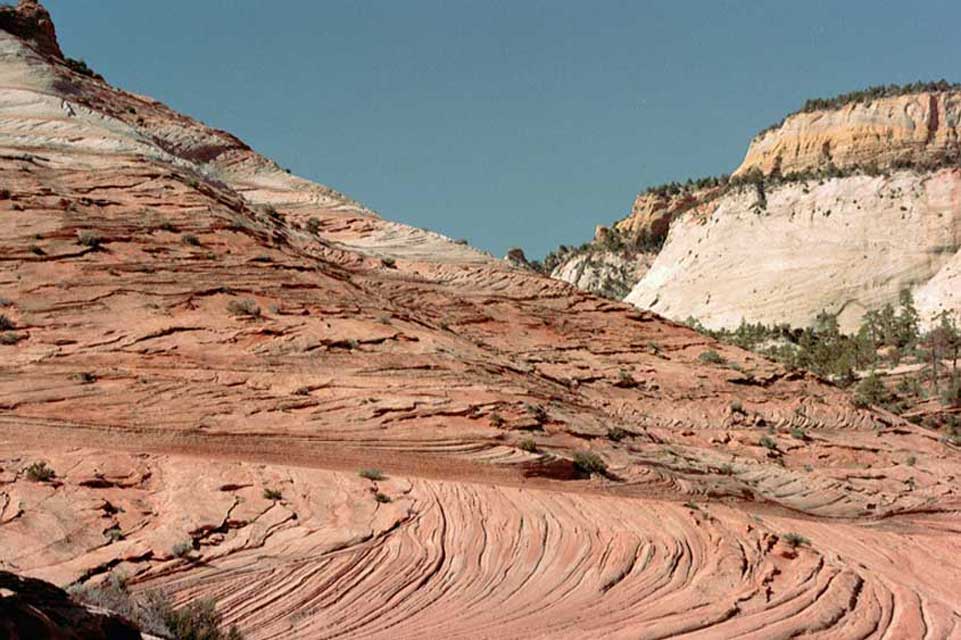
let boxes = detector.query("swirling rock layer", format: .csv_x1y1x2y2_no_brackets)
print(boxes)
1,4,961,638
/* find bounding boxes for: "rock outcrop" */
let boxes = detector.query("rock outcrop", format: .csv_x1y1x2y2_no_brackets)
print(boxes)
736,89,961,177
627,167,961,331
3,4,961,638
553,85,961,330
0,571,142,639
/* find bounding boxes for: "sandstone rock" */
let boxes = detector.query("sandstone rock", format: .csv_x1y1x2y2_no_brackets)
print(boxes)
627,168,961,330
0,571,141,639
2,6,961,638
550,248,652,299
736,90,961,177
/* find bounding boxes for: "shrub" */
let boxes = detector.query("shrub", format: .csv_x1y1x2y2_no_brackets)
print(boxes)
358,468,384,481
69,575,170,638
759,436,777,450
156,221,177,232
226,298,261,317
64,57,103,80
489,412,505,428
526,403,548,424
790,427,808,440
518,437,538,453
77,230,102,248
730,400,745,415
381,257,397,269
719,463,734,475
105,525,124,542
0,332,22,345
171,540,193,558
164,597,244,640
0,188,10,199
854,371,888,408
606,427,627,442
374,492,391,503
306,217,321,234
905,455,917,467
783,532,810,548
262,487,282,501
25,461,54,482
182,234,201,246
0,314,13,330
615,369,637,388
73,371,97,384
698,350,726,365
572,451,607,476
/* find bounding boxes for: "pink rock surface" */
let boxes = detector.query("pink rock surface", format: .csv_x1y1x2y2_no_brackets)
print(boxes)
1,3,961,638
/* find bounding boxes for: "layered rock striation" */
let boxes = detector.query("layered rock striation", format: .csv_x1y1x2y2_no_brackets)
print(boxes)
2,4,961,638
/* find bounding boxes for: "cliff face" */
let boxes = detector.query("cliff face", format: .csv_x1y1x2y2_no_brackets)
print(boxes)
735,91,961,177
553,87,961,329
626,168,961,331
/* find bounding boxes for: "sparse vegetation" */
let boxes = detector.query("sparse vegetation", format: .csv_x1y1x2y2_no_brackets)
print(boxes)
782,532,810,548
615,369,637,388
358,468,385,481
73,371,97,384
606,427,627,442
25,461,54,482
685,293,961,423
306,217,321,234
0,332,22,345
171,540,193,558
227,298,261,318
790,427,808,441
0,314,13,331
374,492,391,503
759,436,777,450
68,574,172,638
518,437,538,453
381,257,397,269
77,230,102,248
489,412,505,428
64,56,103,80
182,234,201,246
730,400,745,415
572,451,607,476
698,350,726,365
526,403,548,425
262,487,282,501
756,80,961,139
854,371,888,409
165,597,244,640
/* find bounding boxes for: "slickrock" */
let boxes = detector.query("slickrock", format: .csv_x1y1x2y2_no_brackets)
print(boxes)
2,3,961,638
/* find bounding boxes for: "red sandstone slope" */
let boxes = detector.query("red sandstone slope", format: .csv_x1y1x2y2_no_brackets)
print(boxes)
2,3,961,638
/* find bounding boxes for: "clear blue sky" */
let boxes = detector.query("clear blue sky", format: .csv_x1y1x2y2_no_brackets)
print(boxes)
45,1,960,259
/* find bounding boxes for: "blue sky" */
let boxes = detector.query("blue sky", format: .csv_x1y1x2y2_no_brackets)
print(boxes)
46,1,960,259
